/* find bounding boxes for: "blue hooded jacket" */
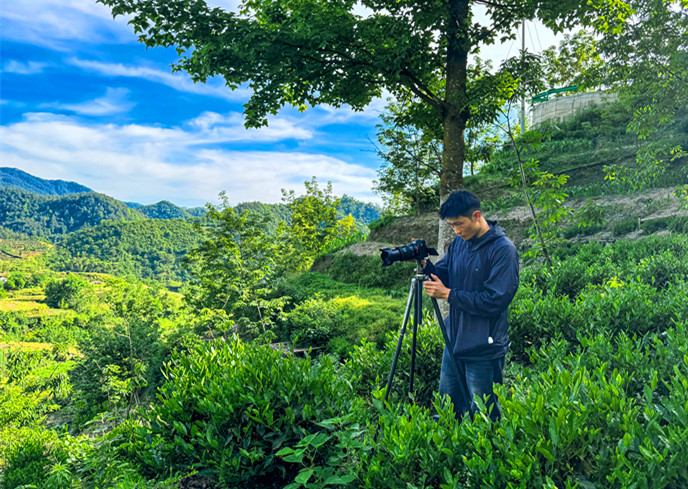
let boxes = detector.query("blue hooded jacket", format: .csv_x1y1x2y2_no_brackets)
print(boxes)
424,220,519,360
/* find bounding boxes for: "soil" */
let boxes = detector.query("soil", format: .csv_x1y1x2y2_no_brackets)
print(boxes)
349,186,688,257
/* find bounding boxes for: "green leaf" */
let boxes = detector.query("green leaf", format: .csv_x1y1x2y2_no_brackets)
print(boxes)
295,468,315,484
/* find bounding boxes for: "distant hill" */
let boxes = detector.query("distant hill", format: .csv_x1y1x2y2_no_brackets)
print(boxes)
338,195,381,224
0,187,140,237
138,200,193,219
129,201,207,218
0,167,92,195
51,218,201,281
0,168,379,239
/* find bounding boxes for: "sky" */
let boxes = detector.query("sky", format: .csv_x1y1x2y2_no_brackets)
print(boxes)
0,0,565,208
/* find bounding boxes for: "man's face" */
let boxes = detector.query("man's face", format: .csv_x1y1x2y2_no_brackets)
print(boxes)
446,211,480,241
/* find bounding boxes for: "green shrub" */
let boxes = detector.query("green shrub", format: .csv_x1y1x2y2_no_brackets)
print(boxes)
43,274,92,310
367,214,396,231
361,324,688,489
138,338,361,487
344,314,444,407
640,217,670,234
281,296,344,347
0,428,67,489
322,252,416,291
612,218,638,236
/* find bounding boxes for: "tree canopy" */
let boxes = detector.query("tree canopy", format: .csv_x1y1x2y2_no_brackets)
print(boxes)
99,0,631,214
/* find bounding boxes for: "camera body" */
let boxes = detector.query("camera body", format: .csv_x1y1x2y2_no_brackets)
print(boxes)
380,239,438,267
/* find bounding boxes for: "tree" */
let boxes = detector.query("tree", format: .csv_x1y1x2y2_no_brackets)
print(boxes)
540,30,605,90
596,0,688,189
44,275,92,311
183,193,282,339
99,0,631,249
373,101,442,216
278,177,344,272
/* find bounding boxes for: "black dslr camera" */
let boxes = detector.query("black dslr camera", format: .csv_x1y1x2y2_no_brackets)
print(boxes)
380,239,438,267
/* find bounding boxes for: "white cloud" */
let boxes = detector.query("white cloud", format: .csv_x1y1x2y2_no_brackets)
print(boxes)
43,87,136,116
0,112,377,206
70,58,253,101
0,0,134,49
2,60,50,75
186,112,313,142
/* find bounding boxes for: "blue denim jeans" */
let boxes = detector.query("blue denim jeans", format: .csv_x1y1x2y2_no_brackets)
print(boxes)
439,347,504,421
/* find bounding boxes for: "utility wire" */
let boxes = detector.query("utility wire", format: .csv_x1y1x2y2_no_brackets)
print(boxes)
533,22,544,52
527,23,537,53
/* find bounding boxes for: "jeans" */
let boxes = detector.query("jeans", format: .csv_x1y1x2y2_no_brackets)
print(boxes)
439,347,504,422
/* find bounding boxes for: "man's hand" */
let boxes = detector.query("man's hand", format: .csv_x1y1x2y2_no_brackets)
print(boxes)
423,274,450,300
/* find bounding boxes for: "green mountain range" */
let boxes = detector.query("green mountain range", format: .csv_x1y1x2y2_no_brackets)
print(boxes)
0,168,382,238
0,167,92,195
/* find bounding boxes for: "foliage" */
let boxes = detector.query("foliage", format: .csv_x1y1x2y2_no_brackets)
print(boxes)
183,194,283,339
0,187,139,237
373,100,441,216
69,283,173,422
598,0,688,190
362,322,688,488
50,218,201,282
278,178,354,273
271,272,409,347
336,195,381,226
539,30,605,90
136,338,362,487
235,201,292,235
136,200,193,219
0,428,68,489
43,274,93,311
97,0,631,209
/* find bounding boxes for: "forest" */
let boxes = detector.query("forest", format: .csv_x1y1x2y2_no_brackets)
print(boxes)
2,0,688,488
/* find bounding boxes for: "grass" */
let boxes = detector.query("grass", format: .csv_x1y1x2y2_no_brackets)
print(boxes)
0,341,54,352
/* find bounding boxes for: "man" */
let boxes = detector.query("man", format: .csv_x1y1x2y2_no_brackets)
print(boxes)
422,190,519,421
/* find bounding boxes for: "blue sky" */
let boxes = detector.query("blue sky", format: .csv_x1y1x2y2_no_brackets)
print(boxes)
0,0,563,207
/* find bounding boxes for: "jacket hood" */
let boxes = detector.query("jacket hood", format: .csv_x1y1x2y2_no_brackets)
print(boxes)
466,219,505,250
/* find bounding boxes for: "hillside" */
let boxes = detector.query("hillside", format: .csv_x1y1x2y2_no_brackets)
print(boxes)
49,218,201,282
0,167,92,195
137,200,194,219
0,187,140,237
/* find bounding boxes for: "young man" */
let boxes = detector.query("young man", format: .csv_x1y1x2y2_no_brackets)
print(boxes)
423,190,519,421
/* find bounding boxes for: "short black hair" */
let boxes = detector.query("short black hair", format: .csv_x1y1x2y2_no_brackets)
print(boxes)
439,190,481,219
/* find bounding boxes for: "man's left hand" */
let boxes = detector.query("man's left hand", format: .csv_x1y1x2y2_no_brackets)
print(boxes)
423,274,450,300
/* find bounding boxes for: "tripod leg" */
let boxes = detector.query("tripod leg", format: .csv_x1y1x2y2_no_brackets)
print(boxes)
430,297,453,348
384,278,416,402
409,276,423,394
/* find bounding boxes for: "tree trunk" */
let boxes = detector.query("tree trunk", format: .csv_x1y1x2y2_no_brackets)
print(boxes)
434,0,470,319
437,0,470,255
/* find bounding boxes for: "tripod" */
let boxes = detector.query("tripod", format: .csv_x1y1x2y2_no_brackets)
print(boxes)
384,260,456,402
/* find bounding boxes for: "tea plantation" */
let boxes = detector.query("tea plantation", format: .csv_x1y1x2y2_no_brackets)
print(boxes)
2,232,688,488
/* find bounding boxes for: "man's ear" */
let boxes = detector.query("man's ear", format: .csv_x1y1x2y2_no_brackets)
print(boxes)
472,210,482,221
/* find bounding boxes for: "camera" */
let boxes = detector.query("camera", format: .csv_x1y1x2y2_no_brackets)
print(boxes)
380,239,438,267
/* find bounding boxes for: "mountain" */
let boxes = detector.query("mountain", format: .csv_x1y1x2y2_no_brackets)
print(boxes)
0,187,139,237
138,200,193,219
0,167,92,196
51,218,201,282
338,195,381,224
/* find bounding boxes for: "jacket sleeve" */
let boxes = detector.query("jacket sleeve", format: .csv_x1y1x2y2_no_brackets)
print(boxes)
448,242,519,316
423,241,452,287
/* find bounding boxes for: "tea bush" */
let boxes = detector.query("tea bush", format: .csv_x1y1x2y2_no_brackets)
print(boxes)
280,295,344,347
613,218,638,236
361,323,688,488
136,338,362,487
344,314,444,407
0,428,67,489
